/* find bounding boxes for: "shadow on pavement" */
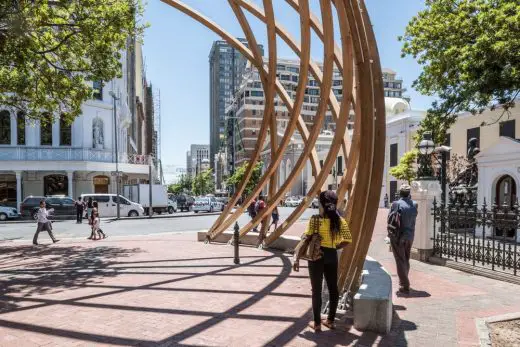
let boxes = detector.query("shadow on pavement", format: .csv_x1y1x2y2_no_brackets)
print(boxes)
0,244,142,306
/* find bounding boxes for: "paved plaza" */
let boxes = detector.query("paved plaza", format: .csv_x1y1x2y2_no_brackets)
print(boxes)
1,209,520,346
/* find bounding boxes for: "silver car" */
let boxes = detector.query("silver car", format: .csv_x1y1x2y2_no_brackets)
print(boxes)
0,206,20,221
193,197,220,213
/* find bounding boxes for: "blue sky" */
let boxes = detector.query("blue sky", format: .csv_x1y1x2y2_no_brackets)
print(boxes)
143,0,434,167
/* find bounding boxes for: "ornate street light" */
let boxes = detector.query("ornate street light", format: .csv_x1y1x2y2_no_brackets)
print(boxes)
417,131,436,179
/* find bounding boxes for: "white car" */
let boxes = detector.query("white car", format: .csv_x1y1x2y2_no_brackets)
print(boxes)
167,199,177,214
0,206,20,221
193,197,220,213
81,194,145,217
284,197,301,207
311,198,319,209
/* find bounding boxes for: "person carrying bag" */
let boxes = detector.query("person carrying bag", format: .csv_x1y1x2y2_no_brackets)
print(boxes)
293,190,352,332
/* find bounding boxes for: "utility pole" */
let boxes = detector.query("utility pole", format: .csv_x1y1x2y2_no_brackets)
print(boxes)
109,91,120,220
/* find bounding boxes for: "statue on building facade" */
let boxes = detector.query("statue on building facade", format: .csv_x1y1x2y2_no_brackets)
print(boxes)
92,117,104,149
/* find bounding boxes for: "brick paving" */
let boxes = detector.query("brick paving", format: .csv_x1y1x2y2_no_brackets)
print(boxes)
0,209,519,346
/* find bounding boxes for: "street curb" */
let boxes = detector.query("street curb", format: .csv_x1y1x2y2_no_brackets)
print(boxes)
475,312,520,347
104,210,240,222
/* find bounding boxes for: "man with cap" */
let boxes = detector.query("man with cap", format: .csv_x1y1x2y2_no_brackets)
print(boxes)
389,183,418,294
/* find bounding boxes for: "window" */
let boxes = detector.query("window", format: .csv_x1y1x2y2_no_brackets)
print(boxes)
390,143,398,167
40,115,53,146
94,195,110,203
251,90,264,97
444,133,451,147
17,112,25,145
0,110,10,144
60,117,72,146
113,196,130,205
466,127,480,152
499,120,515,139
93,81,103,100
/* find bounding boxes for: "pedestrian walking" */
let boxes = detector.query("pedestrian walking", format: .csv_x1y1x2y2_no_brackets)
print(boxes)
293,190,352,332
32,200,60,245
384,193,389,208
86,197,94,224
75,197,85,223
255,195,267,241
247,198,258,232
388,184,418,294
90,208,106,240
268,205,279,231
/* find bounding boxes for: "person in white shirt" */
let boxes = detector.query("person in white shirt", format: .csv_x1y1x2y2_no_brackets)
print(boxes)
32,200,59,245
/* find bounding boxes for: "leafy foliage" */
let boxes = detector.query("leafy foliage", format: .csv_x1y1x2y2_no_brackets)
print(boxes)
192,169,215,196
389,150,418,184
0,0,146,124
226,161,263,197
400,0,520,145
168,175,193,195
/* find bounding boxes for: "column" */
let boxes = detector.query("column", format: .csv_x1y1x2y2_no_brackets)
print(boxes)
67,171,74,198
410,180,441,261
15,171,22,211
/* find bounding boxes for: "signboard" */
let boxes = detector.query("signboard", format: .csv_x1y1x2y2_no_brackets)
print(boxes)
110,171,123,177
93,176,110,185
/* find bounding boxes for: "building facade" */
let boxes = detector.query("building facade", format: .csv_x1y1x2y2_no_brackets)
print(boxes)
186,144,210,177
0,42,155,210
209,39,264,170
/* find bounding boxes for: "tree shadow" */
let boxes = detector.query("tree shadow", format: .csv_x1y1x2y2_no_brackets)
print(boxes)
0,244,143,310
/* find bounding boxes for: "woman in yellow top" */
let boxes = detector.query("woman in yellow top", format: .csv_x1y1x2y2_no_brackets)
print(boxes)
294,190,352,331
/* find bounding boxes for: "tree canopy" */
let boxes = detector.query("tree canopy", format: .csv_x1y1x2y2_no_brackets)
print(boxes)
400,0,520,145
168,175,193,195
389,150,418,184
0,0,146,124
192,169,215,196
226,161,264,197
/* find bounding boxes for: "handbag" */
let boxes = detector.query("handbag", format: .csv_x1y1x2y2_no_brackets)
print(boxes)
294,216,323,262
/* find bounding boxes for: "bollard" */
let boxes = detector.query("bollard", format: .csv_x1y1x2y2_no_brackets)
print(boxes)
233,222,240,264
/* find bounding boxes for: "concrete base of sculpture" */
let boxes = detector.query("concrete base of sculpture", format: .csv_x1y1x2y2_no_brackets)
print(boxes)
197,231,300,251
411,247,433,262
353,256,393,334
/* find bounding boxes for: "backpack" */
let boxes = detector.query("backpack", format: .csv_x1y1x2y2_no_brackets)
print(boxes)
387,203,402,240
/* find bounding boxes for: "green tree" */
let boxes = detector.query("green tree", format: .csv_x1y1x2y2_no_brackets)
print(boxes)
389,150,418,184
0,0,146,124
226,161,263,197
192,169,215,196
400,0,520,145
168,175,193,195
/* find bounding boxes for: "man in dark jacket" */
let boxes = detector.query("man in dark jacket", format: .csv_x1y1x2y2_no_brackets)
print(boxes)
75,197,85,224
389,184,418,294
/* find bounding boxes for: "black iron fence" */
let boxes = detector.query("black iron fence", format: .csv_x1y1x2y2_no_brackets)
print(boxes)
432,198,520,276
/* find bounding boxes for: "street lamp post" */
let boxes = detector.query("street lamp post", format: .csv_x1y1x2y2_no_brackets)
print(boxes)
435,145,452,206
109,91,121,219
417,131,436,180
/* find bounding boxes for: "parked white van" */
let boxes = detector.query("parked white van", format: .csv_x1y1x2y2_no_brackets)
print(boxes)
80,194,145,217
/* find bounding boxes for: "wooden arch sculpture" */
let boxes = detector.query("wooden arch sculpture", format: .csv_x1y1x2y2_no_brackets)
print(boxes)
162,0,385,293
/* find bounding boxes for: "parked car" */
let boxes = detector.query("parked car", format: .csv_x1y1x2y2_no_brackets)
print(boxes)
21,195,76,220
311,197,319,208
284,197,301,207
167,198,178,214
176,194,194,212
193,197,220,213
81,194,144,217
215,197,227,211
0,205,20,221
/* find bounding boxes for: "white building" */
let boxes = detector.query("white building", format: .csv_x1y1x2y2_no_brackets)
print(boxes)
0,46,152,211
186,144,210,177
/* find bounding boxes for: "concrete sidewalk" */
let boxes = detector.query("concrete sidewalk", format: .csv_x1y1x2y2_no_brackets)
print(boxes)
0,209,519,346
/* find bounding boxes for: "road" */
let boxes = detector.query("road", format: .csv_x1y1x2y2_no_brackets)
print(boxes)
0,207,316,242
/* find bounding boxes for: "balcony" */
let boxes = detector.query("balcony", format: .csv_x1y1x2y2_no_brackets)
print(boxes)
0,146,152,165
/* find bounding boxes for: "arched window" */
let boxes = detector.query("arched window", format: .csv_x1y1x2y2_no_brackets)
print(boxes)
92,117,104,149
0,110,11,145
40,114,53,146
17,112,25,145
60,116,72,146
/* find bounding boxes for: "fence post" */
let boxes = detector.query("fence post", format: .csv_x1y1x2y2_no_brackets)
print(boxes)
234,222,240,265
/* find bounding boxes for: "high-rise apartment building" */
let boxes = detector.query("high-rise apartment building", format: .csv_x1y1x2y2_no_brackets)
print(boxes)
225,59,409,170
208,39,264,170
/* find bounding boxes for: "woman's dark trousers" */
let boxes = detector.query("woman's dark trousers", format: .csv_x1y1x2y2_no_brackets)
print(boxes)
308,247,339,325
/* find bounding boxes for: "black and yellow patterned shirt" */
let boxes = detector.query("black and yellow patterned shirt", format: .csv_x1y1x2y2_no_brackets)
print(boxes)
305,215,352,249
